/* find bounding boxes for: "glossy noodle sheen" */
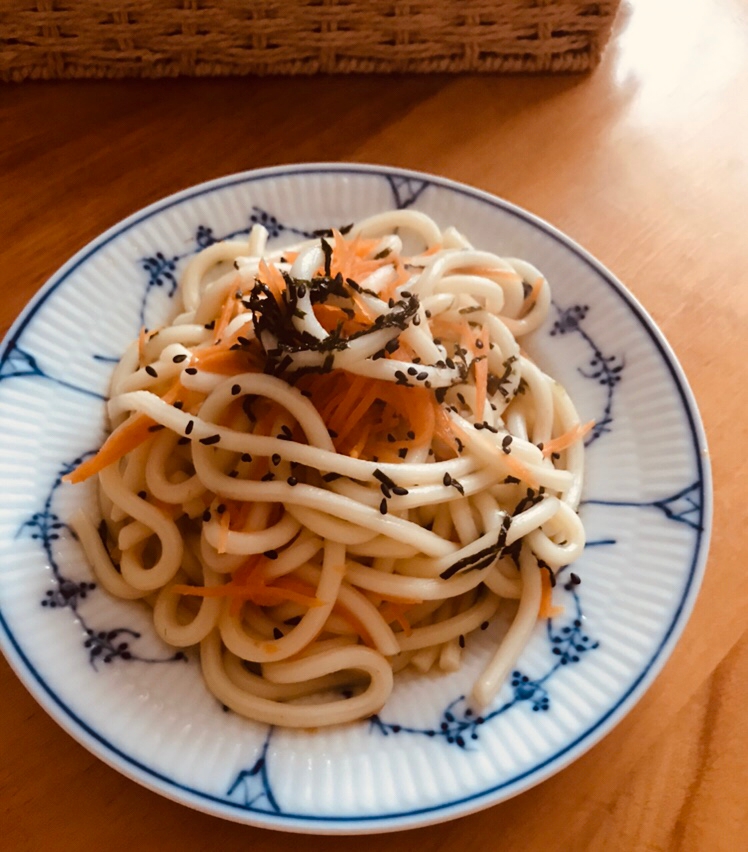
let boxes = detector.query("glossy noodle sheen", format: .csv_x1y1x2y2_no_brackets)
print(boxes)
67,210,591,728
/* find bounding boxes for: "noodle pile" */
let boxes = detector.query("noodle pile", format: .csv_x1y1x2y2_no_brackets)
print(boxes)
67,210,589,728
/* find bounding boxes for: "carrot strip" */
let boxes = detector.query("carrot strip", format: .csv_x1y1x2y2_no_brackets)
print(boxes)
190,348,254,376
521,276,544,317
138,326,148,365
542,420,594,457
473,325,490,418
217,509,231,554
63,380,184,484
330,599,376,648
171,576,322,609
503,453,538,488
257,259,286,306
432,399,459,454
378,602,414,636
213,288,237,343
539,570,564,619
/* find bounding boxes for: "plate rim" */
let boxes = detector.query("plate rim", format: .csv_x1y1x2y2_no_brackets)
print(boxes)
0,162,713,833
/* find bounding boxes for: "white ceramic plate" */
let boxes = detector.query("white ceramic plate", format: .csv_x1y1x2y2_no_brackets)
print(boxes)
0,164,711,833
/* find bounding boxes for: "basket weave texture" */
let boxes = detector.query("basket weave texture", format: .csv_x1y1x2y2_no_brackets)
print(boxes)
1,1,620,81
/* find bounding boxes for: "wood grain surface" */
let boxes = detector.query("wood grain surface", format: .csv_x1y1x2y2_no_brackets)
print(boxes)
1,0,747,849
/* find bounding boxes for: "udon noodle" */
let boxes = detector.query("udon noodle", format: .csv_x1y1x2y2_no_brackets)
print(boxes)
66,210,590,728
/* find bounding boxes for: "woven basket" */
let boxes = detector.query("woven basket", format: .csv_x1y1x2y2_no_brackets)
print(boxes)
0,1,620,81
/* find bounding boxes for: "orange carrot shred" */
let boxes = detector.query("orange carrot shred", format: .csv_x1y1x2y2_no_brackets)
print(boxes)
217,509,231,554
539,569,564,619
542,420,595,457
473,324,489,418
63,379,184,484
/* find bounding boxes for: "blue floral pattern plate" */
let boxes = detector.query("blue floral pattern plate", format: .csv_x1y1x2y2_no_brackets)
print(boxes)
0,165,711,833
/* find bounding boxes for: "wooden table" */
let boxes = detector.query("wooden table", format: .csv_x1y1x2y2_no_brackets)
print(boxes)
1,0,746,848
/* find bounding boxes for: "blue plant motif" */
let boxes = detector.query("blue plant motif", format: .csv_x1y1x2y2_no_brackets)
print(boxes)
550,303,624,447
19,454,188,670
584,481,702,531
226,728,280,813
0,345,106,400
371,580,600,749
138,251,180,327
137,208,318,328
386,175,430,209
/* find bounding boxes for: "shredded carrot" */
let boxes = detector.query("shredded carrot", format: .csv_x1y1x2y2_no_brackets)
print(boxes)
542,420,594,457
473,324,490,419
138,326,148,366
63,379,184,484
460,265,522,280
190,348,255,376
312,303,369,335
379,256,412,303
213,287,238,343
503,452,538,488
172,575,322,610
521,276,544,317
217,509,231,554
330,600,376,647
378,601,415,636
329,230,383,283
257,259,286,306
539,570,564,619
432,399,460,454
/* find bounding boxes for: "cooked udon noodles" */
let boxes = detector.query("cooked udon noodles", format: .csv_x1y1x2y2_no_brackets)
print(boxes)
66,210,590,728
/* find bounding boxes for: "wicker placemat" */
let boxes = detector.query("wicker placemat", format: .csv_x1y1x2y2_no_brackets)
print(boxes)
1,1,620,81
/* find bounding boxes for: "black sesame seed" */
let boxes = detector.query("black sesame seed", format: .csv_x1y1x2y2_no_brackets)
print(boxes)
261,472,275,481
216,504,226,514
173,401,184,410
185,367,198,375
137,490,147,499
199,434,220,445
202,509,212,522
172,354,188,363
241,453,252,463
287,476,298,486
145,365,158,378
185,420,194,435
379,498,388,515
231,384,241,396
407,430,415,440
273,627,283,640
148,424,164,432
271,453,281,466
443,473,452,486
264,550,278,560
459,634,465,648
